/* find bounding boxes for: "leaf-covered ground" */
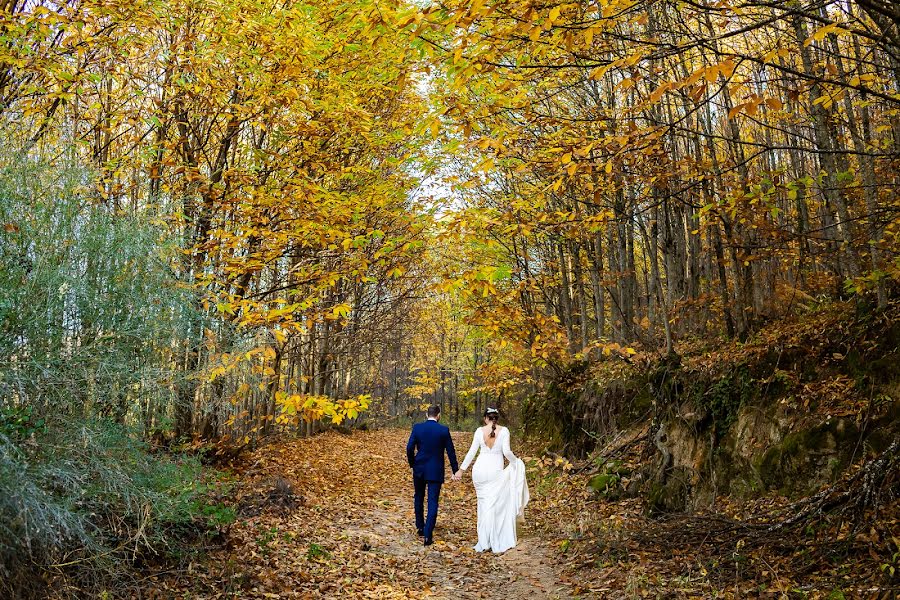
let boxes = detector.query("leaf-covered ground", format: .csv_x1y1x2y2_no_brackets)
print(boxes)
523,437,900,599
145,427,897,599
152,429,572,599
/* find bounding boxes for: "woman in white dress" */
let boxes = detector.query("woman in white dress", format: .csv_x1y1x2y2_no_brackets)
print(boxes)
454,408,529,553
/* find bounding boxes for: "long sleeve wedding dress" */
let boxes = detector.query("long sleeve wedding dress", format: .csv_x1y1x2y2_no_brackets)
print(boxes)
459,426,530,553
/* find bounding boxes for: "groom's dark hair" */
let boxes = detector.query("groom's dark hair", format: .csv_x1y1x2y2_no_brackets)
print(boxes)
427,405,441,418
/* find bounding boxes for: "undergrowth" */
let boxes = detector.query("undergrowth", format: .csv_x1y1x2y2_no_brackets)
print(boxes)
0,415,233,598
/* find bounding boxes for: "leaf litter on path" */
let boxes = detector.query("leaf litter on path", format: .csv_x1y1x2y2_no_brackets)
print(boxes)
155,429,571,599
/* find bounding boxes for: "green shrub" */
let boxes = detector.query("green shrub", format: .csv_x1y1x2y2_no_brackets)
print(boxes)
0,143,220,597
0,405,46,439
0,419,217,597
0,154,196,435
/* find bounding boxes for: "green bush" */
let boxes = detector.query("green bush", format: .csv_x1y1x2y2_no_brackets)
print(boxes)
0,419,216,596
0,155,195,433
0,142,222,597
0,405,46,439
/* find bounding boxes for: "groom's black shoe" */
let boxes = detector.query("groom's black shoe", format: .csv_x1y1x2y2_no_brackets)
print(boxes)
416,528,424,537
423,537,434,547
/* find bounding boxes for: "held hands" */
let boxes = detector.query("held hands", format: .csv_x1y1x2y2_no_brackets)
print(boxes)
451,470,463,482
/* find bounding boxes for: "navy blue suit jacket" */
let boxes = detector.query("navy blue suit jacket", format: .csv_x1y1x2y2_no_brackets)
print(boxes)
406,419,459,483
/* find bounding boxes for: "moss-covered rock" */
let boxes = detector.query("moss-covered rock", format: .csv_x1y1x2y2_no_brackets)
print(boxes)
587,459,636,500
757,417,860,494
588,473,620,495
646,466,691,514
527,301,900,509
699,365,755,437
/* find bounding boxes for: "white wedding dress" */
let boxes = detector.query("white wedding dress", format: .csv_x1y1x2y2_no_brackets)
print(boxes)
459,426,530,553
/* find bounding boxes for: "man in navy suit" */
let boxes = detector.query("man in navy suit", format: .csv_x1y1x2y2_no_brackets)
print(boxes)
406,405,459,546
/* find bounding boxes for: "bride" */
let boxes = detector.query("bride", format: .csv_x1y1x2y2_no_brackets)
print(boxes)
452,408,529,553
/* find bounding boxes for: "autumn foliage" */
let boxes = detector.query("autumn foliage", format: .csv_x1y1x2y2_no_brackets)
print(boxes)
398,0,900,405
1,0,899,595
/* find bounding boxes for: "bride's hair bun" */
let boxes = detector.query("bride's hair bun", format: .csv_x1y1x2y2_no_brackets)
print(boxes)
483,408,499,437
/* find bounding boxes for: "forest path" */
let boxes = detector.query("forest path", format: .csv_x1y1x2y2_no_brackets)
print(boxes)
164,429,571,599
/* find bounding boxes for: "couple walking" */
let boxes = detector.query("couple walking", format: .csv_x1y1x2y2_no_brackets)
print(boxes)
405,405,530,552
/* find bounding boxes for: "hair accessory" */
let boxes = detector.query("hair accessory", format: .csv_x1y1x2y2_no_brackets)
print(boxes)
486,407,499,414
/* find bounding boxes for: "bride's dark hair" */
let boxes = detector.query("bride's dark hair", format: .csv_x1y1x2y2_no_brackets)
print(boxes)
484,408,500,438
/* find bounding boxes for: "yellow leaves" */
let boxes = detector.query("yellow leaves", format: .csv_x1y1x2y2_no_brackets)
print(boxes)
476,136,501,151
584,210,614,233
764,97,783,111
762,47,791,64
591,341,637,358
605,61,638,83
276,392,372,425
207,344,279,383
727,94,768,120
394,9,422,29
433,278,460,294
703,65,720,84
804,22,848,47
622,50,646,68
718,59,737,79
547,6,562,27
728,94,764,119
687,59,738,86
849,73,878,87
554,456,574,471
647,82,672,104
216,302,237,315
4,0,428,348
575,141,596,158
589,64,613,81
224,410,249,428
266,304,300,320
208,365,228,382
812,93,836,110
600,0,625,19
330,303,352,320
590,51,647,85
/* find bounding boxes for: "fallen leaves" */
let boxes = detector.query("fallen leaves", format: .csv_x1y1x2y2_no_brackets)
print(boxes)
144,420,900,599
153,430,572,599
517,430,900,599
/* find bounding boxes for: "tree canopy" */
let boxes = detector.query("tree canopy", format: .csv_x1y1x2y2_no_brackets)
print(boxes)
1,0,898,438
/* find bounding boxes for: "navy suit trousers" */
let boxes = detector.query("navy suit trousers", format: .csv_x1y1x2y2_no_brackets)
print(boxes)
413,475,441,539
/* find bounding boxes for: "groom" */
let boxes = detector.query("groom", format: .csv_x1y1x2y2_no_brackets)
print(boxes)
406,405,459,546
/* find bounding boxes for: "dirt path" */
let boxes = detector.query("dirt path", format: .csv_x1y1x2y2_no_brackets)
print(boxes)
161,429,571,599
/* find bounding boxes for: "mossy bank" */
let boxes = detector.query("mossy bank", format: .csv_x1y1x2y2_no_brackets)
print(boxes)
524,300,900,512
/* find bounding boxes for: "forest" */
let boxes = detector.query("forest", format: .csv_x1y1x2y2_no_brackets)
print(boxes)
1,0,898,597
